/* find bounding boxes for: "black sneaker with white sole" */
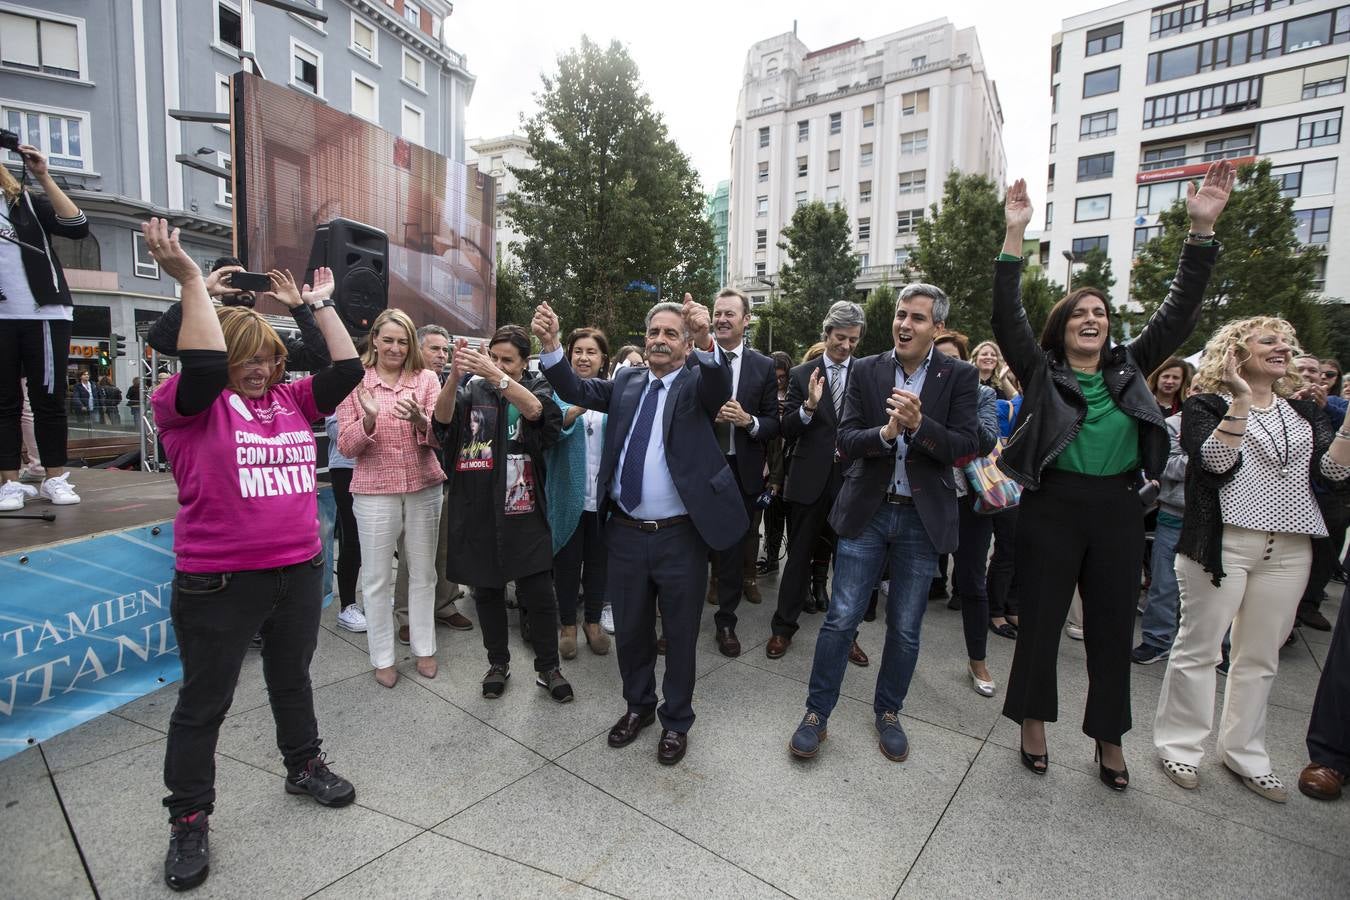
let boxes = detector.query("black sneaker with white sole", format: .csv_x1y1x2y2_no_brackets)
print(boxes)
536,668,574,703
164,810,210,891
1130,642,1169,665
482,664,510,698
284,753,356,807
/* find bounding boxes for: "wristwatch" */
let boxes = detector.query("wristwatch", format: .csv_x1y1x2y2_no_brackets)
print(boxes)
497,374,510,390
309,299,334,313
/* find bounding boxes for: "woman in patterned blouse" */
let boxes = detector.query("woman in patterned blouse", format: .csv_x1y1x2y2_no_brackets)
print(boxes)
1155,316,1350,802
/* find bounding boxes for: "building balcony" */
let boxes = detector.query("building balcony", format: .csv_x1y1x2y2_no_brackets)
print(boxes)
1137,146,1257,183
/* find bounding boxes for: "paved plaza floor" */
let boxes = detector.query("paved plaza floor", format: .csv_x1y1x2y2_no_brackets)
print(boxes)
4,572,1346,899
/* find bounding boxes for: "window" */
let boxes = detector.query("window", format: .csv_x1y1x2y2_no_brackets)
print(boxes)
291,39,321,95
828,149,840,172
1051,83,1059,113
755,261,767,277
402,48,425,90
1142,76,1260,128
1271,159,1338,197
795,190,808,208
911,56,926,67
1298,109,1342,147
1077,152,1114,181
1045,202,1054,228
829,112,841,135
895,248,911,266
351,14,377,61
1294,207,1333,244
858,253,870,269
902,90,929,116
3,105,88,170
900,130,928,154
1076,195,1112,222
859,180,872,204
1145,6,1350,83
50,234,98,270
403,0,421,27
217,153,232,206
1150,0,1205,39
217,1,242,51
133,232,160,279
1048,163,1056,190
1052,43,1062,74
0,10,82,78
352,75,378,122
858,217,871,241
756,196,768,216
897,170,926,194
215,73,231,129
756,229,767,250
860,143,873,166
1137,179,1186,216
797,120,809,142
1203,133,1254,159
896,208,924,235
1080,109,1118,139
862,105,875,128
766,56,779,76
1312,257,1328,291
401,101,423,144
826,185,841,205
1141,144,1187,170
757,161,769,184
1304,76,1347,99
1134,225,1164,256
758,126,770,148
1072,236,1109,256
1086,22,1124,56
1083,66,1121,97
1050,123,1058,154
1286,10,1337,51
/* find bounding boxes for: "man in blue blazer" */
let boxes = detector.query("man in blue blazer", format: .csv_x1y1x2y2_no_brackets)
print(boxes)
534,295,748,765
787,283,980,763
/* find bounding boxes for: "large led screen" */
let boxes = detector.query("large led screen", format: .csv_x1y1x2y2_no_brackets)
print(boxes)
232,72,494,336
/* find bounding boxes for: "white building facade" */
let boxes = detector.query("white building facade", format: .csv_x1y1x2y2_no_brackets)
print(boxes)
727,20,1007,306
1045,0,1350,306
464,133,534,269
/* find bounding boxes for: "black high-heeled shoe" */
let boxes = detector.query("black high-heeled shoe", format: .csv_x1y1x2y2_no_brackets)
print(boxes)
1020,743,1048,775
1095,740,1129,792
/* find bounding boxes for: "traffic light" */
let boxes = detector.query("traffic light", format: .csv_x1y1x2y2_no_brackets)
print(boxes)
110,333,127,358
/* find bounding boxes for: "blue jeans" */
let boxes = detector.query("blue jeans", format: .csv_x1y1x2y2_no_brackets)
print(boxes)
1141,517,1182,651
806,503,937,719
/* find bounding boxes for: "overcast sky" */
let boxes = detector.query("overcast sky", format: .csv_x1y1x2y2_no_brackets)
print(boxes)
455,1,1094,216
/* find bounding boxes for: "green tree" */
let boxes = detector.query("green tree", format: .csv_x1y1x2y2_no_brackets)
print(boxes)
1018,266,1063,342
493,258,531,329
858,281,897,358
1131,159,1327,356
774,201,860,357
506,37,717,339
911,171,1005,342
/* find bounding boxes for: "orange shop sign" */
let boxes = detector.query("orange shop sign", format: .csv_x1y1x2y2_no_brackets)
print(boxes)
69,340,104,359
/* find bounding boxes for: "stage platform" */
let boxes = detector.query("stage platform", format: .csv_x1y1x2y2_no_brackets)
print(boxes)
0,468,179,557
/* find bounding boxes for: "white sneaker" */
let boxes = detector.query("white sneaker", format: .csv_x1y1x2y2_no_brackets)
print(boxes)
39,473,81,505
600,603,615,634
1066,623,1084,641
336,604,368,633
0,479,37,511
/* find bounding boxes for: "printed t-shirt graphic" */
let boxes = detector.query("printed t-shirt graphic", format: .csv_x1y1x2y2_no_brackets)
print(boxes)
504,403,536,515
457,404,496,471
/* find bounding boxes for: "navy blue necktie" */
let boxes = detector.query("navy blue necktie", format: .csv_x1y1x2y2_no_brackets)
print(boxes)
619,379,664,513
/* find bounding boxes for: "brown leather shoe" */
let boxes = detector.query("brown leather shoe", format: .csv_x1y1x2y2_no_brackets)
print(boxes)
766,634,791,659
443,611,474,631
657,729,688,765
716,627,741,658
706,582,718,606
849,640,869,667
657,637,667,655
1299,763,1347,800
397,625,410,646
608,709,656,747
743,578,762,604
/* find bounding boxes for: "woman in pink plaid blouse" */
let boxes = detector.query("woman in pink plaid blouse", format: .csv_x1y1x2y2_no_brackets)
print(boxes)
336,309,446,687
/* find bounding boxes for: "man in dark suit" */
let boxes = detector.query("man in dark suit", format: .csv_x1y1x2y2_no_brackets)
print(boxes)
788,284,979,763
707,288,779,657
533,295,748,766
767,301,865,659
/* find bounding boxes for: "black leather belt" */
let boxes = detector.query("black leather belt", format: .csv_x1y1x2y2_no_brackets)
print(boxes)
610,507,691,532
884,492,914,505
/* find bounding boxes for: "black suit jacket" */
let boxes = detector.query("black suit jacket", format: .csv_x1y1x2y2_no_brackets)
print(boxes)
544,348,750,551
780,356,850,505
828,349,979,552
722,347,780,496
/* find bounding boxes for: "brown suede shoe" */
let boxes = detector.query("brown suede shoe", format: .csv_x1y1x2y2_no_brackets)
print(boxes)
742,578,762,604
443,611,474,631
849,640,870,667
1299,763,1347,801
766,634,791,659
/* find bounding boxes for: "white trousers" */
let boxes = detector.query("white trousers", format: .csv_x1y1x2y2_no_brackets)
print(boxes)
1153,526,1310,776
354,485,444,669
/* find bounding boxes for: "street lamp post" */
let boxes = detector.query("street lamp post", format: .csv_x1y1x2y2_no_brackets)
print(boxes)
1061,249,1075,291
757,275,777,352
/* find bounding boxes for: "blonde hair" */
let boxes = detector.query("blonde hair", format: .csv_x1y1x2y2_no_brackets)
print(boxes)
1192,316,1305,397
218,306,288,389
971,340,1019,397
0,166,20,203
361,309,424,373
802,341,826,363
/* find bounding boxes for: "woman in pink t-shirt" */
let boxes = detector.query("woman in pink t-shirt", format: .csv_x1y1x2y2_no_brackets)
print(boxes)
336,308,446,686
140,219,364,892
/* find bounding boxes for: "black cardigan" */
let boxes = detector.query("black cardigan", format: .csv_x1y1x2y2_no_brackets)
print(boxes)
3,189,89,307
1177,392,1345,585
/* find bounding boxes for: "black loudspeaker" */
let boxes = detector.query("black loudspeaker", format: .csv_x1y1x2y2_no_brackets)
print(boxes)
306,218,388,333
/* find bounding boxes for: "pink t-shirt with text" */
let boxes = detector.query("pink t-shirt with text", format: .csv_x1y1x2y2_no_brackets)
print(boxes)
154,374,323,573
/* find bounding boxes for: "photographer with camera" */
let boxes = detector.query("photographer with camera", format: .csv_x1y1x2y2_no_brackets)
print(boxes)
147,260,330,372
0,140,87,511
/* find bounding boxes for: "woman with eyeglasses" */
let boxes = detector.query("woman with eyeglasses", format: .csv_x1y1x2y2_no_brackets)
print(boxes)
140,219,363,891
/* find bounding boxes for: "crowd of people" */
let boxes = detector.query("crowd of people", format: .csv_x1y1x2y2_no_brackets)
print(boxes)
19,156,1346,893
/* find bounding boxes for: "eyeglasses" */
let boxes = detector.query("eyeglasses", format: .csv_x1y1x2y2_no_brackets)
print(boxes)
239,355,285,370
1322,371,1338,378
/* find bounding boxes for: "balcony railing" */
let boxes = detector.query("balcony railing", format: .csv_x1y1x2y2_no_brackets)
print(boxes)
1139,145,1257,173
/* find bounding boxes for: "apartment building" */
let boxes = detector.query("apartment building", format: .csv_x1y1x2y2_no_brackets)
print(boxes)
464,133,533,269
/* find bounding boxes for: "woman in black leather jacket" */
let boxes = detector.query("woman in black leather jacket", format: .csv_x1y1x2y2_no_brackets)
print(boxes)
992,164,1233,790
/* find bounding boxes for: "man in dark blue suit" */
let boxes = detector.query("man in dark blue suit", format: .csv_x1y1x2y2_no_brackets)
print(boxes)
707,288,779,657
787,284,980,763
534,295,748,765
